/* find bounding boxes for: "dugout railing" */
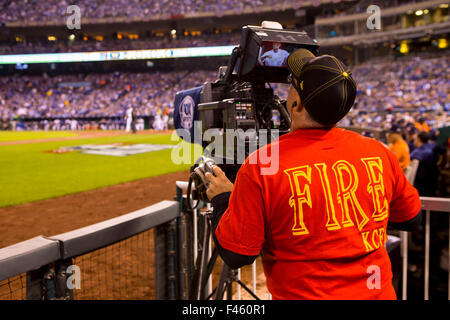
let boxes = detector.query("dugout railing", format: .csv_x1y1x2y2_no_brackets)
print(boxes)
1,187,449,300
0,200,189,300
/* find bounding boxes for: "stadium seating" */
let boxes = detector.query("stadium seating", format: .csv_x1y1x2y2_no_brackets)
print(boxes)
2,0,291,24
0,54,448,131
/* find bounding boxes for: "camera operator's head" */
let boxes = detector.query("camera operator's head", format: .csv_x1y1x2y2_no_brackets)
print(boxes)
286,49,357,131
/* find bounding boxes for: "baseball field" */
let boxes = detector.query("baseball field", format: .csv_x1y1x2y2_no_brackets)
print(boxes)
0,130,268,300
0,129,204,246
0,130,203,208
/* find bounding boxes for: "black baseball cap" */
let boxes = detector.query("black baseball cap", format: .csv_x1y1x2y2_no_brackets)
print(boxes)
287,49,357,125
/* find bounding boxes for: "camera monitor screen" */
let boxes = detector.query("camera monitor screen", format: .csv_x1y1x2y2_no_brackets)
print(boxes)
257,41,293,67
236,26,319,82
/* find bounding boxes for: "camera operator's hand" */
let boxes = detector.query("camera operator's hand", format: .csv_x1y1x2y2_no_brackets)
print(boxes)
205,165,233,201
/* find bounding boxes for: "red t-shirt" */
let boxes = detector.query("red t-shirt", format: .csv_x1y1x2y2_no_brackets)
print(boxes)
215,128,421,300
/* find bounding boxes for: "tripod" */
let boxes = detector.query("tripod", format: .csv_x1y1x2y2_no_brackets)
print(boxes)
189,208,260,300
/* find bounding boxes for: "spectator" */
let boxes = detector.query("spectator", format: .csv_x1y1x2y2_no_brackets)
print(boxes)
387,125,410,171
405,126,418,153
411,132,439,196
415,117,431,133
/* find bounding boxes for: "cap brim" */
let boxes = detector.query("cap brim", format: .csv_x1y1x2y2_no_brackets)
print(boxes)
287,48,316,79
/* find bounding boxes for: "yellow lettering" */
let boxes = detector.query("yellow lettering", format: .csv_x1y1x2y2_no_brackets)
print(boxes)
314,163,341,231
378,227,386,248
284,166,312,236
332,160,369,231
372,228,380,249
361,231,374,252
361,157,389,222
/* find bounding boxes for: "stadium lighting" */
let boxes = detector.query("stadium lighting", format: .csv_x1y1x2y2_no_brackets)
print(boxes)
399,41,409,54
438,38,448,49
415,10,424,16
69,34,76,41
48,36,57,41
423,9,429,14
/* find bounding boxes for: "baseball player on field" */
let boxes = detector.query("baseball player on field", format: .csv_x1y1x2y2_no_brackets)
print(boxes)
205,49,422,300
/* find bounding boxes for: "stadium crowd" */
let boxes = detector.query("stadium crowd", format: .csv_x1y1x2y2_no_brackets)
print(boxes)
1,0,292,24
0,0,421,25
1,55,449,131
0,69,217,131
338,55,449,129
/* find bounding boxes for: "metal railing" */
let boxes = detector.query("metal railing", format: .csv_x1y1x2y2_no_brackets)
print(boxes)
400,197,450,300
0,200,183,300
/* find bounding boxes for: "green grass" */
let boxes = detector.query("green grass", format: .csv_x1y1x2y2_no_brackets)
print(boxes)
0,132,202,208
0,131,77,142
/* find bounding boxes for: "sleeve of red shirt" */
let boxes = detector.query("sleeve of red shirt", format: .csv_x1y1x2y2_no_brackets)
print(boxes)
215,163,266,256
387,148,422,223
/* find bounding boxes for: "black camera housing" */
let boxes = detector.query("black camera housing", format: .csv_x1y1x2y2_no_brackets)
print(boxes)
197,26,319,167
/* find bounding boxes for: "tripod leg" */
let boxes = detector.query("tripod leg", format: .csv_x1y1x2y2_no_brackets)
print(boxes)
215,264,261,300
226,279,233,300
215,263,233,300
205,286,218,300
235,280,261,300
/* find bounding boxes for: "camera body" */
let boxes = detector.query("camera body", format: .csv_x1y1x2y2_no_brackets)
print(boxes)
197,26,319,173
175,25,319,190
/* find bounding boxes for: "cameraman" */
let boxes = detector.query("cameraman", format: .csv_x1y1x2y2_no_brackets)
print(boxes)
205,49,422,300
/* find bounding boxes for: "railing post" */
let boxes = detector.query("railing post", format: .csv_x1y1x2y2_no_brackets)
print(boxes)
155,216,182,300
424,210,430,300
252,261,257,295
177,212,193,300
400,231,408,300
154,223,167,299
55,258,74,300
26,268,44,300
26,263,56,300
167,219,178,300
237,269,241,300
